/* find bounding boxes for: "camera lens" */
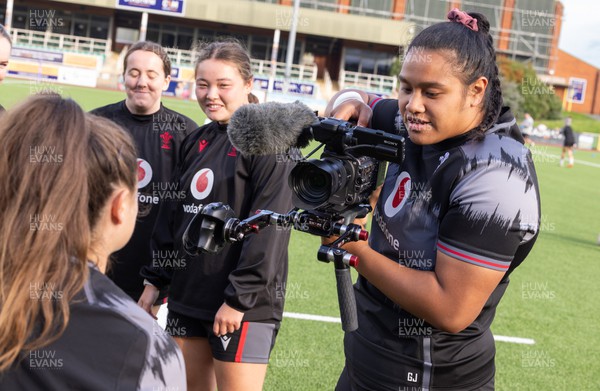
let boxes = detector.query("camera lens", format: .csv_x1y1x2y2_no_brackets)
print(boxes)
289,159,345,210
301,166,330,200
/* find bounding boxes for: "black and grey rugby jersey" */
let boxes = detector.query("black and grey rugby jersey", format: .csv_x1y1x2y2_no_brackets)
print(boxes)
0,265,185,390
344,99,540,390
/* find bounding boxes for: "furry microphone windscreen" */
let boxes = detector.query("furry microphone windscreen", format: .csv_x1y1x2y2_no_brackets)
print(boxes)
228,101,317,156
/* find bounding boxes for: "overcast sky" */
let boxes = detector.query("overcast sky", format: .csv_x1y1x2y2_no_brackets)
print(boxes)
558,0,600,68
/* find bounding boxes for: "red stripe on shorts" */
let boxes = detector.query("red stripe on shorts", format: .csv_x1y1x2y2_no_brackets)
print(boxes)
235,323,249,363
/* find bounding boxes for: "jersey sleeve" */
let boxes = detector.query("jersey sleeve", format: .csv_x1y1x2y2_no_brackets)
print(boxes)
437,149,540,272
223,154,295,312
139,200,176,289
139,129,200,289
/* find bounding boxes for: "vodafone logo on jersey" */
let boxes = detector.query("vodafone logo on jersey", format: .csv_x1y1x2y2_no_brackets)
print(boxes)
384,171,411,217
190,168,214,200
137,158,153,188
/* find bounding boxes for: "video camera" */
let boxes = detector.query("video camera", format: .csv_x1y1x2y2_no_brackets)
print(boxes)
290,117,404,218
183,116,405,331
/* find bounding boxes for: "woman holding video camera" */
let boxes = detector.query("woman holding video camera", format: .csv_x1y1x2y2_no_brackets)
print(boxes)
325,9,540,390
139,40,296,391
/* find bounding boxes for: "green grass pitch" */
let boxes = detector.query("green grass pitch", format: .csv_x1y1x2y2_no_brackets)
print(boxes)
2,80,600,390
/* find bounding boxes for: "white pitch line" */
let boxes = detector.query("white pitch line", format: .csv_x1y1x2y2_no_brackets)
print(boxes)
284,311,535,345
157,307,535,345
532,150,600,168
284,311,341,323
493,335,535,345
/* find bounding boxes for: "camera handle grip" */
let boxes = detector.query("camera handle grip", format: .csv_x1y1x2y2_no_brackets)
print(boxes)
335,267,358,332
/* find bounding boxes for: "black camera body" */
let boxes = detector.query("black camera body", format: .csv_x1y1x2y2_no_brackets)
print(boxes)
289,117,404,217
289,151,382,214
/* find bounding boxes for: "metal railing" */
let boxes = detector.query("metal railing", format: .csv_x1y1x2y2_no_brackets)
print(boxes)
10,28,110,56
165,47,195,66
252,59,317,81
339,70,397,94
166,47,318,81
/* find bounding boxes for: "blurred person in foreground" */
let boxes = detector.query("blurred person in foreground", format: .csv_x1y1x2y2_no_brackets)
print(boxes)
0,94,185,390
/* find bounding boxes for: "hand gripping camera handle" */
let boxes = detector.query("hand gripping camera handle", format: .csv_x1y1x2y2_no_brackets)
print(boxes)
335,267,358,332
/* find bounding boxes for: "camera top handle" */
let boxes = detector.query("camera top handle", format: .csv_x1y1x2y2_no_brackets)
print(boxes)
310,118,405,163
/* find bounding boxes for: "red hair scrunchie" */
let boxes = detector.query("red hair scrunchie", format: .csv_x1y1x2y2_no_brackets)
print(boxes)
447,8,479,32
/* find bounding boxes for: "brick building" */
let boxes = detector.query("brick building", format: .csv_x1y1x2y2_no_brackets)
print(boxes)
543,49,600,115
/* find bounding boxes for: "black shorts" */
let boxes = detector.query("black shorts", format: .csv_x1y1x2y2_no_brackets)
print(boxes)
166,310,278,363
563,141,575,147
335,365,495,391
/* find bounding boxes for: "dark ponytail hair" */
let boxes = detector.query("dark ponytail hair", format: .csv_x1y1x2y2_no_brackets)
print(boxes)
408,11,502,140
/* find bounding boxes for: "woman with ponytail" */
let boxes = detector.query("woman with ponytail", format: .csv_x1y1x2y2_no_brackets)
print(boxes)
325,10,540,390
0,94,185,390
139,40,295,391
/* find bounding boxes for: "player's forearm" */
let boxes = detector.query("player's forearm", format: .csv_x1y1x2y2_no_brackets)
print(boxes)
346,243,480,333
324,89,370,116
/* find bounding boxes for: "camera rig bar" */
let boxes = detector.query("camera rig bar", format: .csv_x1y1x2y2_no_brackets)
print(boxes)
183,202,370,332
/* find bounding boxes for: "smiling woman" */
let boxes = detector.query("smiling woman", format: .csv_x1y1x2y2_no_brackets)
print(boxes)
91,41,197,313
325,9,540,391
195,57,254,124
139,39,296,391
121,41,172,115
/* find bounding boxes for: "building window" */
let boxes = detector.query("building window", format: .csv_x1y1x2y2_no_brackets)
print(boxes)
344,48,394,75
403,0,447,27
301,0,337,12
196,29,216,43
147,22,160,43
161,33,176,48
250,35,270,61
90,16,109,40
73,18,89,37
11,6,28,29
349,0,392,18
176,26,194,50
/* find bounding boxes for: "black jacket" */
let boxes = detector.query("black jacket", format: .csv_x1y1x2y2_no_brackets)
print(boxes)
92,101,197,300
562,125,575,145
141,121,296,323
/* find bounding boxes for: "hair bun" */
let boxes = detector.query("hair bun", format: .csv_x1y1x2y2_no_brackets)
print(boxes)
468,12,490,35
